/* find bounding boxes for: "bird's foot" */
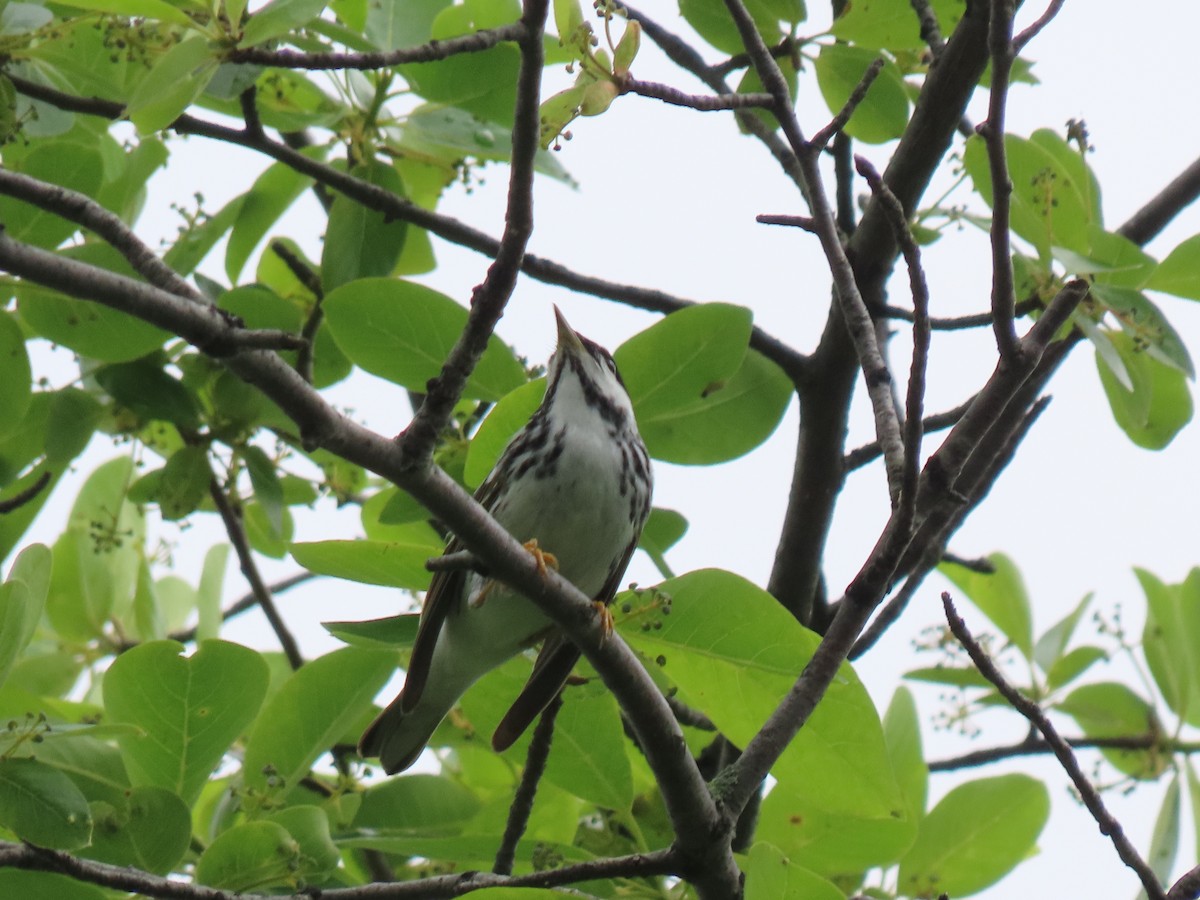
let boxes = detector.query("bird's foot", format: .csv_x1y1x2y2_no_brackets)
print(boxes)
523,539,559,576
594,601,614,640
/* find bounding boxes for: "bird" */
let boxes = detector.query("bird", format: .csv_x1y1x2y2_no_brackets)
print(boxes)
359,306,653,774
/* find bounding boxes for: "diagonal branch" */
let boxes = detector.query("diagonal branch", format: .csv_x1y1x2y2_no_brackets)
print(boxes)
943,592,1167,900
398,0,546,465
619,76,772,110
4,74,809,386
0,231,734,896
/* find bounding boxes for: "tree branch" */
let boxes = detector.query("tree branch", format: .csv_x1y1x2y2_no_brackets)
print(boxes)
927,732,1192,772
620,76,772,110
982,0,1019,358
398,0,546,465
225,22,527,69
0,231,732,897
1117,154,1200,246
0,470,51,514
493,693,563,876
0,839,677,899
943,592,1167,900
3,73,809,386
208,477,304,670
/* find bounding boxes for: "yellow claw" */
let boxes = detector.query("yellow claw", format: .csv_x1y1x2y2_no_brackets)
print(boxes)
523,539,559,576
594,601,614,641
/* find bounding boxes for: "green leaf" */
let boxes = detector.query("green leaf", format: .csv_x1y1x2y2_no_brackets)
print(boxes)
47,530,116,641
154,445,211,520
225,158,317,282
1057,681,1165,779
542,680,632,810
883,686,927,818
616,306,793,464
831,0,965,50
323,614,420,649
1187,762,1200,863
195,820,299,891
0,142,104,248
0,757,92,849
1096,330,1192,449
963,131,1094,256
291,539,437,589
938,553,1034,660
1138,567,1200,728
45,388,102,465
0,544,51,691
1149,233,1200,300
744,842,844,900
620,570,908,829
814,45,910,144
1090,284,1193,377
1044,646,1107,691
243,647,397,792
464,378,546,488
126,37,219,134
243,445,285,539
321,160,409,292
638,507,688,578
399,3,522,127
1141,774,1180,898
898,774,1048,897
1032,592,1093,674
0,871,106,900
241,0,328,47
195,543,230,643
267,805,340,879
94,361,202,430
363,0,449,47
164,194,245,276
0,313,31,441
53,0,192,25
244,501,294,558
323,278,526,401
84,785,191,875
103,640,270,805
903,665,992,688
1086,226,1157,289
356,772,480,830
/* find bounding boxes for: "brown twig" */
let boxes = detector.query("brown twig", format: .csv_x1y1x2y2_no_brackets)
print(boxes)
0,470,52,514
844,396,974,471
810,58,884,151
226,22,527,69
1013,0,1068,52
981,0,1020,359
620,76,772,110
927,732,1190,772
882,297,1040,330
943,592,1167,900
756,213,817,232
909,0,945,54
493,693,563,876
397,0,547,465
268,240,324,383
167,571,317,645
208,477,304,670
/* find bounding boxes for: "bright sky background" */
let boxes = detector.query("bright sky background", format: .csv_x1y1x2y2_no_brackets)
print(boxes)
19,1,1200,896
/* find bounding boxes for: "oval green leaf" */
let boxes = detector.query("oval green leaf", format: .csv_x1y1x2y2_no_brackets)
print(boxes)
323,277,526,401
0,757,92,849
103,640,270,805
290,538,438,589
814,44,910,144
321,160,409,292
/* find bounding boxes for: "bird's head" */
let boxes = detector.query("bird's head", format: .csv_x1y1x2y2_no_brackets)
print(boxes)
545,306,637,431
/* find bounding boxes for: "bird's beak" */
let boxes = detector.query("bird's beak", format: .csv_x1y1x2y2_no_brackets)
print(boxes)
554,305,586,356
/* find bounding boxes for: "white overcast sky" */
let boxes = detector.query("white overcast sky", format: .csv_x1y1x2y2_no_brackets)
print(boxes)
19,1,1200,896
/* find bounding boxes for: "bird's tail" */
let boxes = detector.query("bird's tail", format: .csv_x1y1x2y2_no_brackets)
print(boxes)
359,693,453,775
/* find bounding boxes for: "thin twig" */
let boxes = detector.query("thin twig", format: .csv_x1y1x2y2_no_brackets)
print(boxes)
855,155,931,517
208,477,304,670
398,0,547,465
710,35,796,77
425,549,487,574
1168,867,1200,900
943,592,1167,900
910,0,945,54
226,21,526,69
268,241,324,383
928,733,1191,772
982,0,1020,358
239,85,264,139
1013,0,1068,52
493,693,563,876
810,58,884,151
882,297,1039,330
756,213,817,232
620,76,772,110
845,396,973,471
167,571,317,645
0,470,52,514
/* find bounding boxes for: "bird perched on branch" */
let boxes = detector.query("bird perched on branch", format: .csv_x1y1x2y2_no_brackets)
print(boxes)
360,307,652,774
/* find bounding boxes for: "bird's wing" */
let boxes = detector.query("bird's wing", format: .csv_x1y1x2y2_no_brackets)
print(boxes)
400,475,502,713
491,534,639,751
